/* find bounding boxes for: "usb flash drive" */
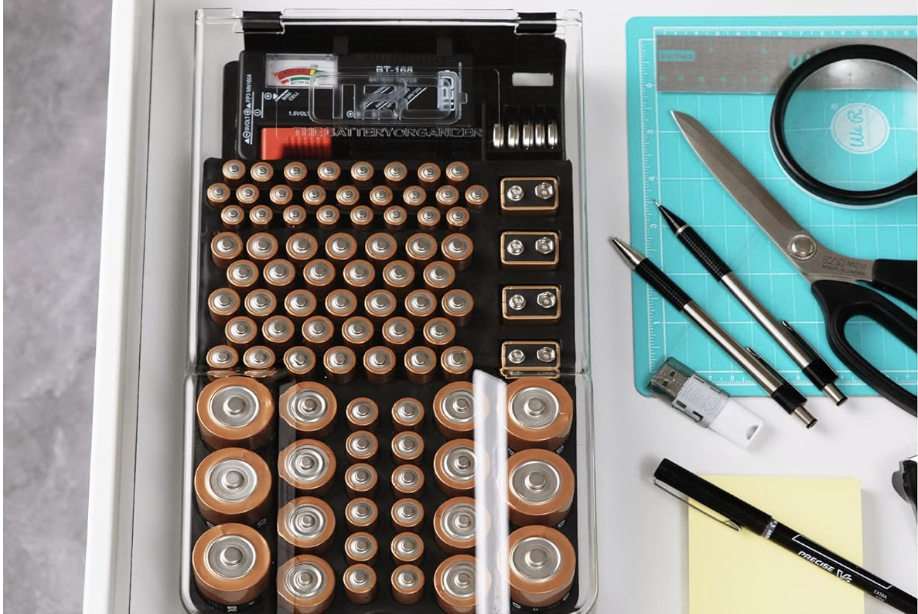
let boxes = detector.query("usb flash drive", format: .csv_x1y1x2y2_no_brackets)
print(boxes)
647,358,765,448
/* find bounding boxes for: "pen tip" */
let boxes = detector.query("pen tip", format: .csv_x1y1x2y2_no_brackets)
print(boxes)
608,237,643,269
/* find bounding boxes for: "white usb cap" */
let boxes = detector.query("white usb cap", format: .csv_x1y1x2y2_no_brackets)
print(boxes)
647,358,765,449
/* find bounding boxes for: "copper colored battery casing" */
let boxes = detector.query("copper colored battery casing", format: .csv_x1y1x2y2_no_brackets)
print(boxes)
209,287,241,325
433,438,476,496
505,378,573,451
221,204,245,230
206,369,238,382
194,447,272,525
417,162,442,187
284,346,317,381
324,345,357,384
325,232,358,263
464,185,488,210
325,289,358,323
271,184,294,207
286,233,318,263
236,183,260,207
196,376,275,449
382,317,415,352
342,260,376,295
365,233,397,264
350,161,374,187
346,398,379,432
382,261,415,295
391,565,425,605
316,161,341,186
423,261,456,294
211,232,243,269
342,316,375,351
345,430,379,465
405,289,438,323
336,185,360,209
344,532,378,566
369,185,393,210
207,182,232,207
417,206,441,231
434,555,477,614
423,317,456,349
405,346,438,385
345,462,378,499
263,259,296,293
315,205,340,230
278,439,336,496
302,184,326,210
391,431,424,465
349,205,374,231
363,346,396,384
364,289,397,323
383,206,408,231
246,232,279,263
507,526,576,608
262,314,296,349
507,448,575,526
445,207,470,232
222,159,246,186
433,383,476,439
280,381,337,438
441,289,474,327
207,344,239,371
283,161,308,186
433,497,477,554
344,564,377,605
244,289,276,322
435,185,461,209
346,497,379,532
391,532,425,565
284,289,316,322
243,345,276,371
192,523,270,606
303,259,336,295
392,397,425,432
441,346,473,382
249,161,274,184
441,233,474,270
391,464,425,499
301,316,335,352
391,498,424,533
444,161,470,187
249,205,273,230
277,496,336,553
276,554,335,614
405,232,438,265
383,161,408,186
402,185,427,209
283,205,307,230
224,316,258,350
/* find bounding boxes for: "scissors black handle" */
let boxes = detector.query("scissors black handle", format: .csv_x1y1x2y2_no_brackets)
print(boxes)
871,259,917,306
811,280,917,415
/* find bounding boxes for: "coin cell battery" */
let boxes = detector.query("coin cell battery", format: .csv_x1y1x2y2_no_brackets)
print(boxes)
194,448,272,525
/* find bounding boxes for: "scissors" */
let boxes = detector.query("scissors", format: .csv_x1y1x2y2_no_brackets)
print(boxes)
673,111,917,415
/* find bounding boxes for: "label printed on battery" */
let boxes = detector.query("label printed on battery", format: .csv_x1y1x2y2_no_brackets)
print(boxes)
266,54,338,88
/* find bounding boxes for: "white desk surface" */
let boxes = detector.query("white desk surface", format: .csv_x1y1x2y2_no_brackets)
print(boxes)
86,1,917,613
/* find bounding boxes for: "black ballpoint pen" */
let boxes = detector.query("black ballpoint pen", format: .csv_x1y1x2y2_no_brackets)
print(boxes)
610,237,816,427
655,201,847,406
654,458,918,613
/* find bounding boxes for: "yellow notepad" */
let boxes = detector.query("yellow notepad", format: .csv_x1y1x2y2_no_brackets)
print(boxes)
690,476,864,614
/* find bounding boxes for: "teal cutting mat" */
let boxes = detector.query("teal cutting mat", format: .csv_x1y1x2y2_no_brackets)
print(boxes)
625,16,918,397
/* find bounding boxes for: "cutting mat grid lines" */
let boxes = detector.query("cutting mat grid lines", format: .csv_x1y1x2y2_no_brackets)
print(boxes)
626,17,918,396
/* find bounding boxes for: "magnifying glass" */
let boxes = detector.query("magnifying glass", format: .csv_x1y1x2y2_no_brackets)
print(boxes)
771,44,917,206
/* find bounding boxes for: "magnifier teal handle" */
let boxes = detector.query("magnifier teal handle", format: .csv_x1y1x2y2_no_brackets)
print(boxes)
811,279,917,415
871,259,917,306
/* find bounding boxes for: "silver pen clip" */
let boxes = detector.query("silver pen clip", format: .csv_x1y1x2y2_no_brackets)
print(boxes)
653,479,741,531
780,320,818,362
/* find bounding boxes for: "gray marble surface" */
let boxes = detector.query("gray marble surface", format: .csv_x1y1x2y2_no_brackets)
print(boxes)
4,0,112,611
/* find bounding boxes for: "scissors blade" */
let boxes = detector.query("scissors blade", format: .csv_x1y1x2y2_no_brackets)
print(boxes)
672,111,873,283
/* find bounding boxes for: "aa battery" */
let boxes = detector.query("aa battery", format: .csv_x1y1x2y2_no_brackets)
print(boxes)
363,346,396,384
422,261,456,294
315,205,340,230
336,185,360,209
345,430,379,465
444,161,470,187
244,289,276,322
402,185,427,209
323,345,357,384
364,233,396,264
441,233,474,270
433,438,476,496
390,565,425,605
434,497,477,554
349,205,374,231
225,260,259,298
391,464,425,499
405,289,438,323
211,232,243,269
192,523,270,606
302,184,326,210
222,159,246,186
392,397,425,432
391,498,424,532
246,232,278,263
206,344,239,371
345,463,379,499
369,185,393,210
342,260,375,294
276,554,335,614
316,161,341,186
350,161,375,187
507,526,576,608
391,532,425,565
383,206,408,231
346,398,379,432
464,185,488,210
278,439,336,496
263,259,296,293
283,346,317,381
405,233,438,265
391,431,425,465
280,381,337,438
435,185,461,209
277,496,336,553
303,259,336,295
364,289,397,323
224,316,258,350
302,315,334,350
434,554,477,614
417,206,441,231
284,289,316,322
382,317,415,352
324,289,358,323
383,161,408,186
283,161,308,186
194,447,272,525
262,314,295,349
342,316,375,351
282,205,307,230
242,345,276,371
417,162,441,187
270,184,294,208
196,376,275,450
382,261,415,296
325,232,357,263
505,378,573,450
507,448,575,526
221,204,245,230
209,288,240,325
207,182,232,208
249,161,274,184
440,346,473,382
423,317,456,349
236,183,260,207
445,207,470,231
343,564,377,605
441,289,474,326
345,497,379,533
345,532,378,566
249,205,273,230
286,233,318,263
